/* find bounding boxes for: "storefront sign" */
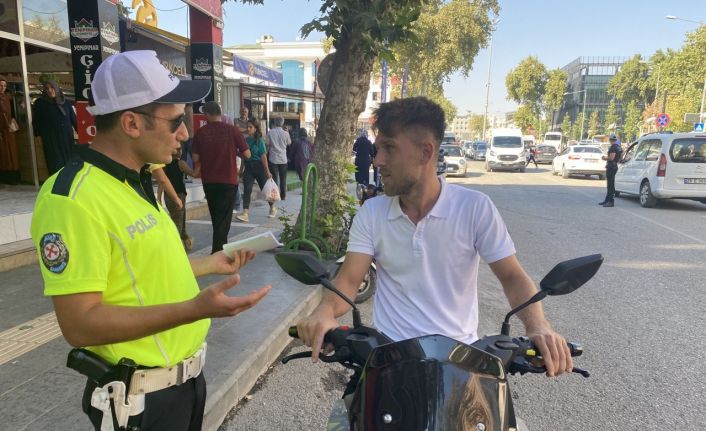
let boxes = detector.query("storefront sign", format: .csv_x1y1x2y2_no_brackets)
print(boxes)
124,24,189,79
233,55,283,85
190,43,223,111
68,0,120,143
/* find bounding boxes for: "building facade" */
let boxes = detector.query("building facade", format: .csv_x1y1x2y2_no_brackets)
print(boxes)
559,56,627,138
225,36,388,134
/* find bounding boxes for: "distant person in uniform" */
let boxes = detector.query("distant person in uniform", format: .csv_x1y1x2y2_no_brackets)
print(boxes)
599,134,622,207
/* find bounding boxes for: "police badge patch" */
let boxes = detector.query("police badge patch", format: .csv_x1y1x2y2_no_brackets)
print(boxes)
40,233,69,274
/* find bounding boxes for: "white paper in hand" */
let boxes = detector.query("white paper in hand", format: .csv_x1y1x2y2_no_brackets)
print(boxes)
222,231,283,257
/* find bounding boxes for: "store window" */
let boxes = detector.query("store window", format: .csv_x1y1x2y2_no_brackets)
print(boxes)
22,0,69,49
0,0,20,34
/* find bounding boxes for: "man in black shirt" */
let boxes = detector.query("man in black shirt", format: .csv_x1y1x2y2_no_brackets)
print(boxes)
599,134,622,207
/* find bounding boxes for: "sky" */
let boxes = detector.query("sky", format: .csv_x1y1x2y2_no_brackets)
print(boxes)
143,0,704,117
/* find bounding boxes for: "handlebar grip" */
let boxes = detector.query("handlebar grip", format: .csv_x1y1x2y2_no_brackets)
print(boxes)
288,326,299,339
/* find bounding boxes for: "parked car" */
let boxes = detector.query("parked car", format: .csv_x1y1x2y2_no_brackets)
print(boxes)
534,145,558,164
551,145,605,179
441,144,467,176
615,132,706,207
462,141,474,158
470,141,487,160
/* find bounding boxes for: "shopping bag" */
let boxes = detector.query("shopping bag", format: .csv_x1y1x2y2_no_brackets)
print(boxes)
262,178,281,202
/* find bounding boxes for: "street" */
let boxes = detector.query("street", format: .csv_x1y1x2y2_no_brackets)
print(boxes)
220,160,706,431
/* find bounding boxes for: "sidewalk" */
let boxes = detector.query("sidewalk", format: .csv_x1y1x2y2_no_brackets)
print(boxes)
0,176,322,430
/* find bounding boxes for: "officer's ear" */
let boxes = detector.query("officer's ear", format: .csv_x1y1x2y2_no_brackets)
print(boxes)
120,111,142,139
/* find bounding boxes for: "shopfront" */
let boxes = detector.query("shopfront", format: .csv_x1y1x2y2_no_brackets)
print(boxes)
0,0,74,186
0,0,191,187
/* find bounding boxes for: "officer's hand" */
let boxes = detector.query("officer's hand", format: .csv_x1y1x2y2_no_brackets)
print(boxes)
526,324,573,377
194,274,271,318
296,306,339,363
209,249,256,275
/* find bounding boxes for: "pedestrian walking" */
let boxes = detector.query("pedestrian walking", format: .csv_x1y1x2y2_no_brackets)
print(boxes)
266,116,291,200
237,119,275,222
32,80,77,175
599,134,622,207
192,101,251,253
29,50,270,431
526,146,538,168
291,127,313,180
0,76,20,184
158,145,197,250
353,129,374,185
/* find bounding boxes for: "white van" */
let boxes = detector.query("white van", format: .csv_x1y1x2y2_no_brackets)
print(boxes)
486,128,526,172
615,132,706,207
544,131,563,151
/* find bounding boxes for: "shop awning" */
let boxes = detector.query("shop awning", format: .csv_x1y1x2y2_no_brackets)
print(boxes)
239,82,324,102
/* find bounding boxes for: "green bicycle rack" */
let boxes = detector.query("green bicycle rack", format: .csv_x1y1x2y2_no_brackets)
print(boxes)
284,163,329,259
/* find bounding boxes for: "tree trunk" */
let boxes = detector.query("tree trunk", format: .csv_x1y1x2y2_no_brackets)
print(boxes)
311,30,374,218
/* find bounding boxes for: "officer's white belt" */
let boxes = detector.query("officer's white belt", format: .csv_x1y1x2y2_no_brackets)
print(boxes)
128,343,206,395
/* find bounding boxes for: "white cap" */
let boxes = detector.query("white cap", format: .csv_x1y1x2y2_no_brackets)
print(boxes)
87,50,211,116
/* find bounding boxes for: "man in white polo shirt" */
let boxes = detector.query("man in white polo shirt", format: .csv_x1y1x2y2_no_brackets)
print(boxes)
297,96,573,378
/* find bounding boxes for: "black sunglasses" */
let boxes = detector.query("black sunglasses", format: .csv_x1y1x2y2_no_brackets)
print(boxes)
132,110,186,133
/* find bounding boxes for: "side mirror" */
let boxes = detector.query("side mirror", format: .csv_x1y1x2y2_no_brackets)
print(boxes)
274,252,329,285
539,254,604,296
500,254,603,335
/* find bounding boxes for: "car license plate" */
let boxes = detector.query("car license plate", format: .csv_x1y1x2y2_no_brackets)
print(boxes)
684,178,706,184
586,159,599,163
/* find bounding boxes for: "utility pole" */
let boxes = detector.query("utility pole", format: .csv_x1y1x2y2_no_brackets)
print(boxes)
482,18,500,141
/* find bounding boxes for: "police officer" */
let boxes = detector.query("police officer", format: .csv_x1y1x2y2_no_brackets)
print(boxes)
599,134,622,207
30,51,271,431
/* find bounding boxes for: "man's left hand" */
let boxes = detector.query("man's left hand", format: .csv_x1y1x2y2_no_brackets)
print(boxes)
207,249,256,275
526,324,573,377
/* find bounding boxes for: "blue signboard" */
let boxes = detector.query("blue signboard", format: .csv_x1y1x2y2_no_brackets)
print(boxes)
233,55,283,85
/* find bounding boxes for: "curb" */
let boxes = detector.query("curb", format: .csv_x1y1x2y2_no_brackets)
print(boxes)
202,285,322,431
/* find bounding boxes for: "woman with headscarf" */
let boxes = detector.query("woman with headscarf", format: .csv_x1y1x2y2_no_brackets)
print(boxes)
32,81,76,175
291,127,313,180
353,128,374,186
0,77,20,184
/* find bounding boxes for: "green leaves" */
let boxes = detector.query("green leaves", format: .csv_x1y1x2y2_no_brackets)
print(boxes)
505,56,548,115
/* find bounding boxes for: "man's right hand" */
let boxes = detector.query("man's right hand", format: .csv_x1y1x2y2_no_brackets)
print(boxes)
193,274,271,319
296,306,339,363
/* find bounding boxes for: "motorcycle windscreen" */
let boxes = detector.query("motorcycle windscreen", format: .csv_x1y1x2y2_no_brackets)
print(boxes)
349,335,512,431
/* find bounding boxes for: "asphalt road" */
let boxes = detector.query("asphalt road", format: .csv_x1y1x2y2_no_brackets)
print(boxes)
220,161,706,431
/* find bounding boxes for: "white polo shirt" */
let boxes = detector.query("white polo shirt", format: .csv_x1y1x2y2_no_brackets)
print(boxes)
347,177,516,344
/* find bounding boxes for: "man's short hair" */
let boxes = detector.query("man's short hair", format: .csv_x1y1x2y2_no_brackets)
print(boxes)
203,101,222,116
373,97,445,145
274,116,284,127
94,103,159,132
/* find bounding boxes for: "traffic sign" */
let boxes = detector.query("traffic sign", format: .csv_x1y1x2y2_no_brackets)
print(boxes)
656,113,671,128
695,123,704,132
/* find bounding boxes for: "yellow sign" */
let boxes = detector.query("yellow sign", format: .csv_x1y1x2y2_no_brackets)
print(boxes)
132,0,158,28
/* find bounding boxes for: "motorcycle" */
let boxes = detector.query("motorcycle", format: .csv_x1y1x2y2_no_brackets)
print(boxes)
275,251,601,431
333,182,384,303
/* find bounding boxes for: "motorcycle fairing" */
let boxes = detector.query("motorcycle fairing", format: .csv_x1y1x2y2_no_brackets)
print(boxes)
349,335,513,431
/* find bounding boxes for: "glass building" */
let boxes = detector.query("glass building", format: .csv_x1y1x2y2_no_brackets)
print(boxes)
559,56,627,139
